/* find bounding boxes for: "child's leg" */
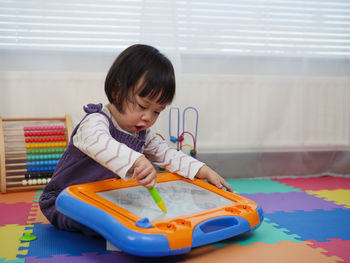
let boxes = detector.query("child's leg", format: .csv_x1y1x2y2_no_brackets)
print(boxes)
51,207,101,237
40,199,100,237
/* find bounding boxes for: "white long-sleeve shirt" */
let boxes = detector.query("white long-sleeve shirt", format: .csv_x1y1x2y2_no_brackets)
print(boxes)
72,106,204,181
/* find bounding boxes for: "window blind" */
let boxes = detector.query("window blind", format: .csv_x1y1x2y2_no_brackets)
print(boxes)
1,0,349,58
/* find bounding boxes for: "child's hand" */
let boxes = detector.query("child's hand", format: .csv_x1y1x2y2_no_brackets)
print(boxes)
195,165,233,192
132,156,157,188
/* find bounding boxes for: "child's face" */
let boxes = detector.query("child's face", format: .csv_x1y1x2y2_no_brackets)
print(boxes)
115,94,166,134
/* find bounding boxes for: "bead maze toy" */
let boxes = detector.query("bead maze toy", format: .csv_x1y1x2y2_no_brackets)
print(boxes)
56,173,264,257
169,106,198,157
0,115,72,193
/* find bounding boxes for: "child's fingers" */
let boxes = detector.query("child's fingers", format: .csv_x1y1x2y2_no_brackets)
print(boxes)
134,165,157,187
134,166,153,180
208,176,223,189
133,156,149,176
132,157,157,188
209,175,233,193
215,175,233,192
139,176,156,188
136,171,156,188
133,162,149,177
221,179,233,192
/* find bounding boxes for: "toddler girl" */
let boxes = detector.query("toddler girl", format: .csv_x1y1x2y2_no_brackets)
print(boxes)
39,44,233,236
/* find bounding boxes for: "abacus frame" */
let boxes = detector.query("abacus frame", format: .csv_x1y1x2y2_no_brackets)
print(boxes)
0,115,72,193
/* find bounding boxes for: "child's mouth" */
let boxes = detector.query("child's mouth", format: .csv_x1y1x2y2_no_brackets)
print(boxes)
135,125,143,131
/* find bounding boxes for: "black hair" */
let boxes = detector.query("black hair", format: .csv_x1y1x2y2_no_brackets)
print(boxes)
105,44,175,113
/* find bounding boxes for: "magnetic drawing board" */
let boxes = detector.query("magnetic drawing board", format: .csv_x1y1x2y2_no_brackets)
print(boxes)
56,173,264,257
96,180,233,221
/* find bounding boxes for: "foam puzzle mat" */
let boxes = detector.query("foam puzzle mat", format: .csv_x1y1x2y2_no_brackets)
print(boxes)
0,175,349,262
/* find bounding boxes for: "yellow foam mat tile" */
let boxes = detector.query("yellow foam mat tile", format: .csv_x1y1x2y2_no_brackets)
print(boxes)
184,241,343,263
307,190,350,208
0,224,32,261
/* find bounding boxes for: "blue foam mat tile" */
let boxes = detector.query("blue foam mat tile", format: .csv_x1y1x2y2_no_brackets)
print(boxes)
20,223,110,258
24,252,185,263
265,209,350,242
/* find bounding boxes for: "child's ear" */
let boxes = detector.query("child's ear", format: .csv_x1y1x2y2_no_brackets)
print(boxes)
111,91,116,101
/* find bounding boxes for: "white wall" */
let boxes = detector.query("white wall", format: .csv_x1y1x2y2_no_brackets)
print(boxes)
1,71,349,151
1,70,349,178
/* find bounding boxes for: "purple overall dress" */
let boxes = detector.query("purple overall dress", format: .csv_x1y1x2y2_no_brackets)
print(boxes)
39,103,146,236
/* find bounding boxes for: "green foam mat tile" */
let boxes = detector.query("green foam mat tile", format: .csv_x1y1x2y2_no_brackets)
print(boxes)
227,178,301,194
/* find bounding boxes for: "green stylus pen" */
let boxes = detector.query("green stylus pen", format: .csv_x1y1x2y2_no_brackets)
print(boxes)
147,187,167,213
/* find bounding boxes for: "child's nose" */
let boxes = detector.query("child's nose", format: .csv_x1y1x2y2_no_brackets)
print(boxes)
141,111,152,122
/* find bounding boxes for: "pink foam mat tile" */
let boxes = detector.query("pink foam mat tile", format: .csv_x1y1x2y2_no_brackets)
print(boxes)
272,176,350,191
307,238,350,263
0,203,33,226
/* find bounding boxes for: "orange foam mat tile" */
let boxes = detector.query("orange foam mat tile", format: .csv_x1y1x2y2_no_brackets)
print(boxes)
184,241,343,263
0,191,36,204
27,203,50,225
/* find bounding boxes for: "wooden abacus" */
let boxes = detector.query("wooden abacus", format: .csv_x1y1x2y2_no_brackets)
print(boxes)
0,115,73,193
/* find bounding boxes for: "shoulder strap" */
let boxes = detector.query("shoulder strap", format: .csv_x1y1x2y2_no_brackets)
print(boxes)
73,103,146,152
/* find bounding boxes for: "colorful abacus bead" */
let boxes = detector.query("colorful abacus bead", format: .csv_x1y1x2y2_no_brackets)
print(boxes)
25,136,66,143
24,131,65,137
22,172,53,186
23,125,64,131
26,160,59,166
27,166,56,172
27,148,66,154
26,142,67,149
27,154,63,161
23,125,67,186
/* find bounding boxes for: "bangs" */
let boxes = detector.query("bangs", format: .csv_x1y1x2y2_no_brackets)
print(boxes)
137,69,175,105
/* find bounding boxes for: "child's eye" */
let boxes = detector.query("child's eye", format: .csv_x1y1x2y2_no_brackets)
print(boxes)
138,104,146,110
154,111,160,115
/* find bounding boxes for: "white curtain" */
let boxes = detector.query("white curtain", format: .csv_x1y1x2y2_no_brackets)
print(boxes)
1,0,350,178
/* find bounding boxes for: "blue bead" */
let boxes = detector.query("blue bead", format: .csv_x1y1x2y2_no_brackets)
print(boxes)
170,136,178,143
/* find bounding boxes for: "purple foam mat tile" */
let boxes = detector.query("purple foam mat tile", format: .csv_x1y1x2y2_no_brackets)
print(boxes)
241,192,347,213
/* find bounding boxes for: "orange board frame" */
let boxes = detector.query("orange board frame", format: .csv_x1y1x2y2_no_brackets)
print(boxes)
56,173,264,257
